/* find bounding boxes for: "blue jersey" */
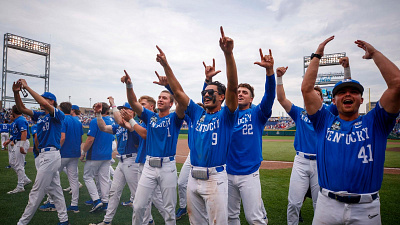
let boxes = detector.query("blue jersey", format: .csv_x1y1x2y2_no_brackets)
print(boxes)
139,107,183,157
86,116,114,160
135,121,147,163
9,122,17,141
60,115,83,158
32,108,65,149
12,116,31,141
186,99,238,167
31,124,39,158
309,102,399,194
289,104,338,154
227,74,275,175
0,123,10,133
112,124,140,155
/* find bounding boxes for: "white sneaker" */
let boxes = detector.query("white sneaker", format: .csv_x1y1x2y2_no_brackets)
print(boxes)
7,187,25,194
63,186,71,192
24,179,32,186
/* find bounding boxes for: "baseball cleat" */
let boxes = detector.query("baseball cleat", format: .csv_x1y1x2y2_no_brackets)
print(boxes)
89,199,103,213
5,165,11,169
101,203,108,211
39,202,57,212
89,221,111,225
24,179,32,186
67,205,80,213
85,199,94,205
7,187,25,194
63,186,71,192
57,221,70,225
148,219,154,224
176,207,187,220
121,200,133,207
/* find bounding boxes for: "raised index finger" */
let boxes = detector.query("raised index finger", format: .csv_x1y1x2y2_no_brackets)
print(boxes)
156,45,164,54
154,71,160,79
220,26,225,38
124,70,130,77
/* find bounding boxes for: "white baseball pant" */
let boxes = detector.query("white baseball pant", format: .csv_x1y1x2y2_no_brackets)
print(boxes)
287,154,319,225
83,160,111,203
228,169,268,225
12,140,30,188
132,159,177,225
177,153,191,209
104,155,139,223
18,151,68,225
187,166,228,225
1,132,9,149
60,157,80,206
313,191,381,225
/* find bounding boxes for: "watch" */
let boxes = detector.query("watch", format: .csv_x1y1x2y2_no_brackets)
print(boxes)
311,53,322,60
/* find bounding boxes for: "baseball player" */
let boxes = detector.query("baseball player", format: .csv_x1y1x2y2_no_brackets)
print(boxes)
6,105,31,194
302,36,400,224
1,119,10,150
89,99,141,225
226,48,276,225
13,79,69,225
81,102,115,212
121,69,184,225
158,26,238,224
3,114,16,170
278,56,351,224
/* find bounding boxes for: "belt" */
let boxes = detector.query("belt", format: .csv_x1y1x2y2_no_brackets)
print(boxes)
13,139,21,144
297,151,316,160
192,165,225,175
320,188,378,204
120,153,136,162
39,147,58,153
146,155,175,163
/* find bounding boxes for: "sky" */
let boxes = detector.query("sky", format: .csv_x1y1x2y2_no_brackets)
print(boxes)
0,0,399,116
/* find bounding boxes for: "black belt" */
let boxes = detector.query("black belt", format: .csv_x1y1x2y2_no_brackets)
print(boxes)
120,153,133,162
13,139,21,144
323,188,378,204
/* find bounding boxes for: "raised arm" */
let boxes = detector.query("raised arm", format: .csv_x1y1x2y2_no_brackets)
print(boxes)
121,70,144,117
276,66,292,112
301,36,335,115
219,26,238,112
13,82,33,117
121,109,147,139
156,46,190,109
94,103,114,134
355,40,400,114
18,79,54,116
108,96,123,126
339,56,351,79
203,58,221,85
254,48,276,114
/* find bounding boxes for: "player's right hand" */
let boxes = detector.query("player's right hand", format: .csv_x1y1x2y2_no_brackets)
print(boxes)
203,58,221,81
121,70,132,84
276,67,288,77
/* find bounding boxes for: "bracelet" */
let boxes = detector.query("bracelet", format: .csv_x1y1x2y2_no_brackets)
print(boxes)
129,118,137,127
205,79,210,83
126,83,133,89
276,76,283,85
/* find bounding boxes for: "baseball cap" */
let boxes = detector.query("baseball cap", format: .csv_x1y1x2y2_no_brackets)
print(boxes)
41,92,57,102
332,79,364,97
72,105,80,110
117,102,133,110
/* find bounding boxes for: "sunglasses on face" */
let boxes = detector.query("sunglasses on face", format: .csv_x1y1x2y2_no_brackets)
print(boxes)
201,89,220,96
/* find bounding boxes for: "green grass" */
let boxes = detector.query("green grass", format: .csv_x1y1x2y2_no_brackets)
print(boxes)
2,136,398,224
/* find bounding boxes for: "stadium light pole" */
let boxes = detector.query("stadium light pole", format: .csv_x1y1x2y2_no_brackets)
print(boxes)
69,96,71,102
89,98,91,107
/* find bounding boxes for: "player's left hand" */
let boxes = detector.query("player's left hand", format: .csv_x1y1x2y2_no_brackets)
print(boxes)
153,71,169,86
120,109,133,121
20,147,26,154
254,48,274,69
80,153,86,162
94,103,102,114
156,46,169,67
121,70,132,85
339,57,349,68
219,26,234,54
355,40,378,59
12,82,21,93
203,58,221,81
315,35,335,56
107,96,115,106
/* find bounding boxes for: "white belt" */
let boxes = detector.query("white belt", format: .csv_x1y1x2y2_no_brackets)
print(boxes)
146,155,175,163
320,188,378,204
39,147,58,153
192,165,225,175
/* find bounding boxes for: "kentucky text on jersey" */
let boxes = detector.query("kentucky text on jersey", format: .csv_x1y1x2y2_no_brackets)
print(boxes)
195,118,220,132
326,127,369,144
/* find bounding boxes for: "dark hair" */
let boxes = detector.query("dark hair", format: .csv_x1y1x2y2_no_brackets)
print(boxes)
59,102,72,114
208,81,226,102
12,105,22,115
238,83,255,98
72,109,81,116
314,86,323,100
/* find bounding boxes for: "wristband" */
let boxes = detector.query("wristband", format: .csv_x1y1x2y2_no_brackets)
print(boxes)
129,118,137,127
112,107,118,113
205,79,210,83
276,76,283,85
343,67,351,79
81,150,86,156
96,113,102,119
126,83,133,89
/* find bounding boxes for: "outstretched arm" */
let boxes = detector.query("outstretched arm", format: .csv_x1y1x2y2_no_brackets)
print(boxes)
301,36,335,115
95,103,114,134
18,79,54,116
254,48,276,114
355,40,400,114
339,56,351,79
219,26,238,112
276,67,292,112
13,82,33,117
121,70,144,117
156,46,190,110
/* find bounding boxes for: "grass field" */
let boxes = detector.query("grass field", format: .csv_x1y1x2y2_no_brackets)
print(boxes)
1,136,399,224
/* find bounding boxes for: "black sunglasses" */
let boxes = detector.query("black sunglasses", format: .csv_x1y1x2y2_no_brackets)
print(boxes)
201,89,220,96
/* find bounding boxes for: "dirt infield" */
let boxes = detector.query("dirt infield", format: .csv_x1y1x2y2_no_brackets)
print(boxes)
175,139,400,174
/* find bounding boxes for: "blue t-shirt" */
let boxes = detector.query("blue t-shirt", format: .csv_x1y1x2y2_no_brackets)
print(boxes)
135,121,147,163
227,74,275,175
112,124,140,155
60,115,83,158
139,107,183,157
31,124,39,158
9,122,17,141
186,99,238,167
0,123,10,133
309,102,399,194
32,108,65,150
86,116,114,160
288,104,337,154
12,116,31,141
